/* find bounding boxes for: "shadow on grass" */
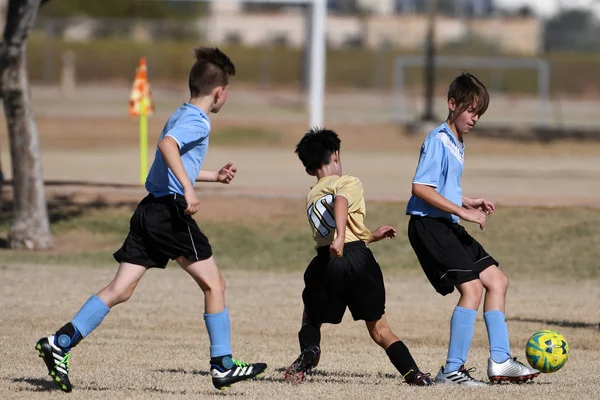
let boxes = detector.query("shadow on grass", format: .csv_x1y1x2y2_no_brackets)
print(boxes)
10,377,57,392
0,183,140,249
158,368,289,384
274,367,397,381
508,317,600,330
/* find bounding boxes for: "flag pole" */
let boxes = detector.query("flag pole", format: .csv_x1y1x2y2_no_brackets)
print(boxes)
140,96,148,185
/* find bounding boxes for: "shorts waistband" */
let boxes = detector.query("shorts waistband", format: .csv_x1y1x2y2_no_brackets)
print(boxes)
149,193,185,203
316,240,366,256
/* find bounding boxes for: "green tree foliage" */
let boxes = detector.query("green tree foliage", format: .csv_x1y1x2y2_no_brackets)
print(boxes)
545,9,600,52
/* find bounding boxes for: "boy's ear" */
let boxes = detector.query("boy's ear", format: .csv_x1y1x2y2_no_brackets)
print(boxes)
212,86,225,103
448,98,457,112
332,150,339,163
306,167,316,176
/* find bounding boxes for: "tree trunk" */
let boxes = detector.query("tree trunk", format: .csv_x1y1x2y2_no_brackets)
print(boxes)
1,0,53,249
0,0,7,187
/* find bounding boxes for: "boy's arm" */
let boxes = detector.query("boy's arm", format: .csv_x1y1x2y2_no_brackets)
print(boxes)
368,225,396,244
462,195,495,215
412,183,487,230
329,195,349,258
196,162,237,184
158,136,200,215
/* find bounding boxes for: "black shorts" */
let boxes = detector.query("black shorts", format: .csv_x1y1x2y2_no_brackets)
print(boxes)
113,193,212,268
408,216,499,296
302,241,386,324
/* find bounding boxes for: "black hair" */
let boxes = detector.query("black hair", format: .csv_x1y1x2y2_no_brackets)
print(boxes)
295,127,341,174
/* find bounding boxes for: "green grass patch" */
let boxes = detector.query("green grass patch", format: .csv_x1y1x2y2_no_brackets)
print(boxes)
26,37,600,95
1,197,599,280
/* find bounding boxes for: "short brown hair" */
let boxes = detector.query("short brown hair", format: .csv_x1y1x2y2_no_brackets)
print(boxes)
189,47,236,97
447,72,489,117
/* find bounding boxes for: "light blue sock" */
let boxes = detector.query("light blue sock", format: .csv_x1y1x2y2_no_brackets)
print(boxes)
71,295,110,338
445,306,477,373
484,310,511,363
204,307,232,358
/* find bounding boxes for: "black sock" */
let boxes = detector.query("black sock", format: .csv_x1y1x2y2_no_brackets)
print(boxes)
298,323,321,351
54,323,82,351
386,341,419,380
210,355,233,370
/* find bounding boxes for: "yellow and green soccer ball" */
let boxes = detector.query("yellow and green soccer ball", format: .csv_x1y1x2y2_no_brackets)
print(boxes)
525,330,569,373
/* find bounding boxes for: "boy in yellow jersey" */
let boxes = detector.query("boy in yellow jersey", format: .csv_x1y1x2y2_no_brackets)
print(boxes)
284,128,433,386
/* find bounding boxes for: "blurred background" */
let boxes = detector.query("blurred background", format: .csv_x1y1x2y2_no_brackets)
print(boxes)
1,0,600,196
20,0,600,129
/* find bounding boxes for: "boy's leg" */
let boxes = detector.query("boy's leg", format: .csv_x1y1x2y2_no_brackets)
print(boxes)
365,315,433,386
480,265,510,363
285,311,322,383
36,262,147,392
178,256,267,389
298,310,321,351
444,280,482,373
433,279,487,386
479,266,539,382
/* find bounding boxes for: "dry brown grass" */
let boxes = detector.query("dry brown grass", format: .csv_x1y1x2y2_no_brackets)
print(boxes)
1,264,598,399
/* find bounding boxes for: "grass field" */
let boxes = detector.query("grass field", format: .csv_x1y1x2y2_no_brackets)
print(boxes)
0,194,599,399
1,195,600,279
1,77,599,398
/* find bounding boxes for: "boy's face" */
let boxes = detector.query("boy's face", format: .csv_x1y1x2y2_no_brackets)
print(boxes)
210,85,229,113
449,99,480,135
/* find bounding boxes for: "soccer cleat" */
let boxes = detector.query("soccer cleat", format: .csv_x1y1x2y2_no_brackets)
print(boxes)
284,345,321,384
404,370,435,386
210,358,267,390
487,357,540,383
35,336,72,393
434,365,487,387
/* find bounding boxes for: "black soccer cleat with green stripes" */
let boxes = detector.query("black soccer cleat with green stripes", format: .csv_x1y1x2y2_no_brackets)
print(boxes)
210,358,267,390
35,336,72,393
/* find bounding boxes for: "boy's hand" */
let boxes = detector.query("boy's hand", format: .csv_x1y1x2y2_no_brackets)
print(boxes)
217,162,237,184
369,225,397,243
460,208,486,230
183,185,200,215
470,197,495,215
329,237,345,258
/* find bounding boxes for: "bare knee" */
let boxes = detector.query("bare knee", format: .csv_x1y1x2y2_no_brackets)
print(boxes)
99,282,135,307
201,275,226,294
482,268,509,294
457,280,484,310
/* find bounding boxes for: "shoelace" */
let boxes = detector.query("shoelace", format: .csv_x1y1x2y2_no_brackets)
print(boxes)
403,369,432,383
460,366,477,380
232,358,250,368
511,357,530,369
57,352,71,370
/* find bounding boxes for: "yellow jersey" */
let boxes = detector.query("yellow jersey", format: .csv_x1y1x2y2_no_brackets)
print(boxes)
306,175,371,248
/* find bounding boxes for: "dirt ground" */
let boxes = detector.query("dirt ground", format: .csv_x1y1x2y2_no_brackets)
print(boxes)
1,264,598,400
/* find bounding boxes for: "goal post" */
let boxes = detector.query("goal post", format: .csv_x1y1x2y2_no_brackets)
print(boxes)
170,0,327,127
392,55,551,127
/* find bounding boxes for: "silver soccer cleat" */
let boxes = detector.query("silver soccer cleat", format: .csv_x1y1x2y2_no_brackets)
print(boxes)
434,365,488,387
487,357,540,383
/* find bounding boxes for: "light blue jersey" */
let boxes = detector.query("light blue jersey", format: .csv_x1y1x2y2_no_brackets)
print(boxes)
406,122,464,223
145,103,211,197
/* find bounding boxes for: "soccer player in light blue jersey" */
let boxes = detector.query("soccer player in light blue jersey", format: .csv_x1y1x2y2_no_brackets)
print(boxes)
36,48,266,392
406,73,539,385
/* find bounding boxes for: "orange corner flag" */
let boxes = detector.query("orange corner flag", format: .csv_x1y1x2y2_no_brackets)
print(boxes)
129,57,154,117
